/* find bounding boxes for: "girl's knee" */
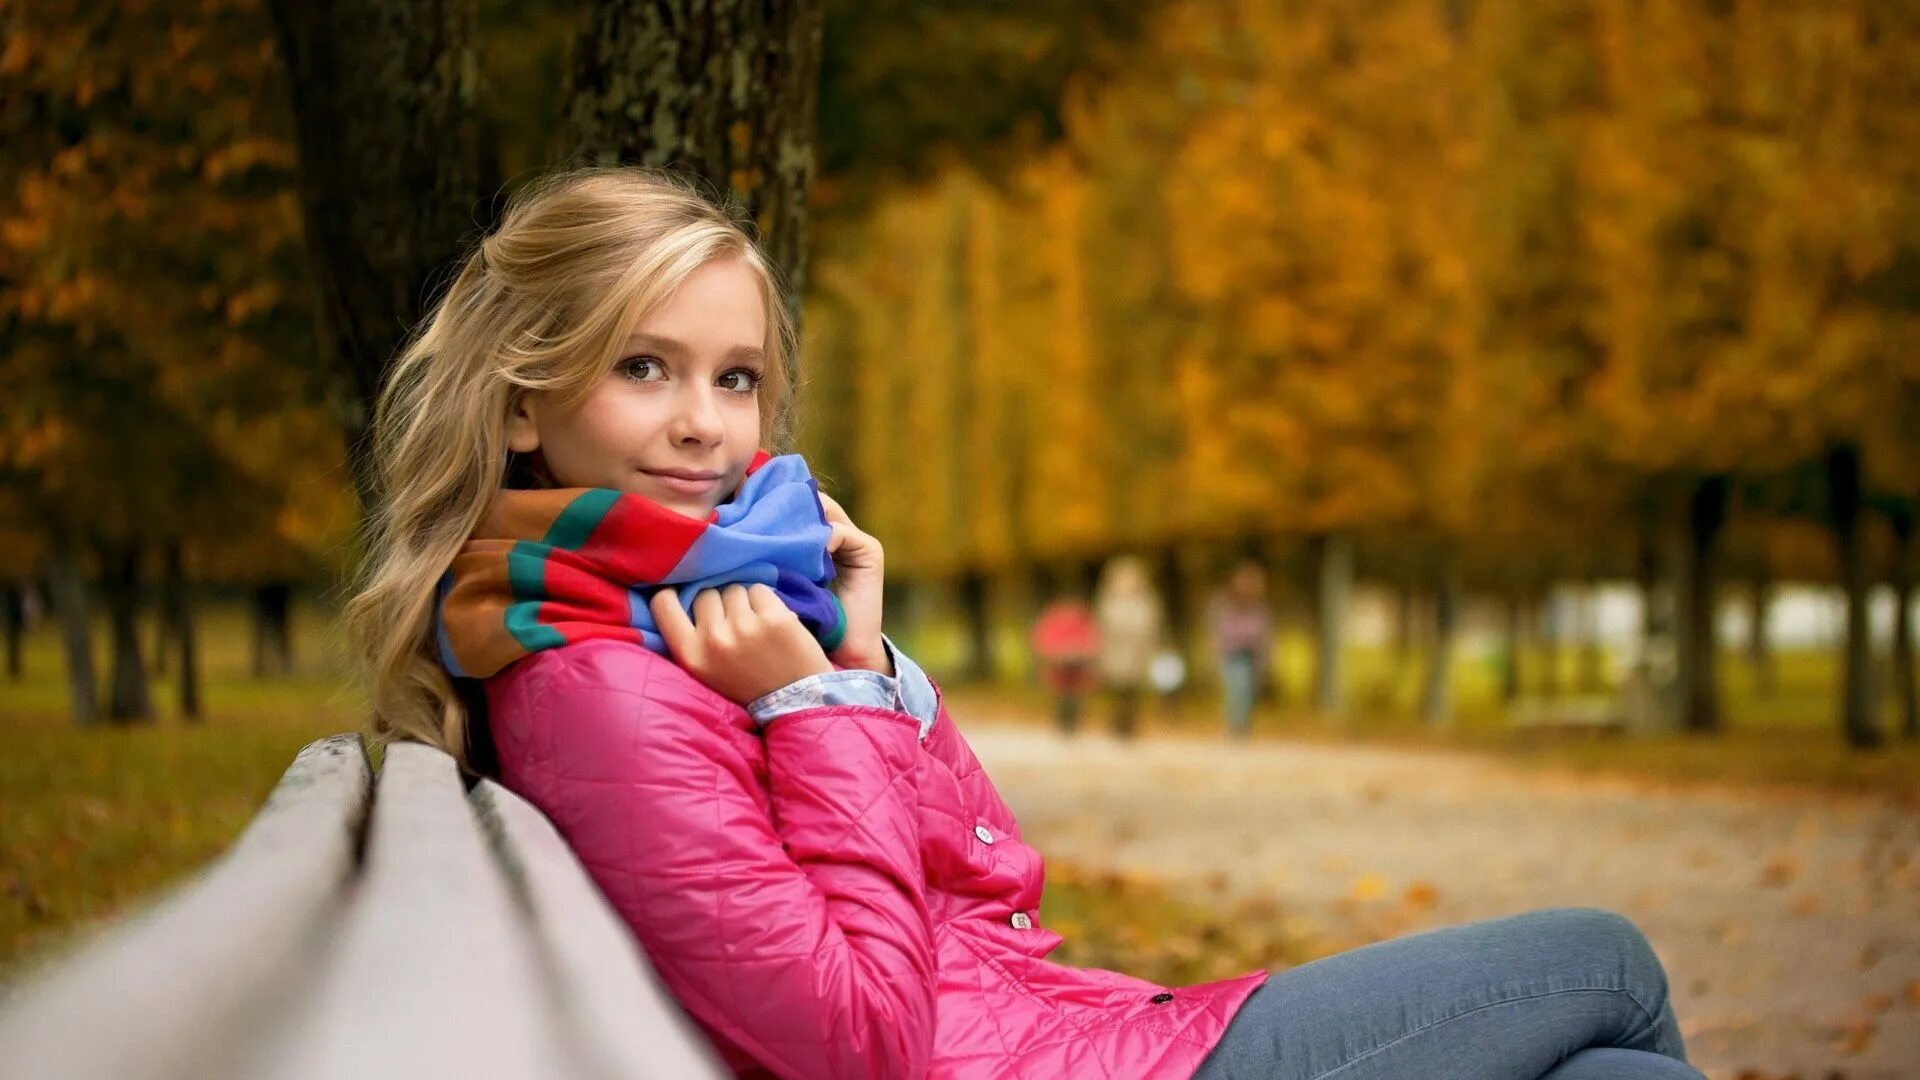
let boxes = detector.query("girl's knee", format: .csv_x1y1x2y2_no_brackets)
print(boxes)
1541,907,1670,990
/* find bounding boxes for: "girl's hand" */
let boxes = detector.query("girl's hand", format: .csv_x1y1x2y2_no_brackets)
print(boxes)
650,585,835,706
816,492,890,676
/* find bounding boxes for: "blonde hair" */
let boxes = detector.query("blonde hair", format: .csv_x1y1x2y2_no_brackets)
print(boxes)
345,167,795,768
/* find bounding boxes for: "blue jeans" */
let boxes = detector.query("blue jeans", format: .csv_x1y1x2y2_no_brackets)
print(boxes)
1220,651,1258,737
1195,908,1704,1080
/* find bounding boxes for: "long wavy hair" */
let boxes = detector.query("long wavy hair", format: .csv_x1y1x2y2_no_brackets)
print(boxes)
344,168,795,769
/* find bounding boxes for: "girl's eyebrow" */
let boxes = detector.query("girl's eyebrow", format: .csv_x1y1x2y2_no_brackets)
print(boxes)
623,332,765,365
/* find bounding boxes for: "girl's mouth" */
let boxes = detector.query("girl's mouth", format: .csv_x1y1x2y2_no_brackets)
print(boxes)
642,469,722,496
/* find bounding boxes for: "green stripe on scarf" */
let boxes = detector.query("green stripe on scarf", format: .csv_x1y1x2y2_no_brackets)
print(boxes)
504,541,565,652
546,488,618,550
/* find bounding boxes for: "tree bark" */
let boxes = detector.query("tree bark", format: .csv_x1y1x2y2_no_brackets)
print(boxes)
1393,581,1415,675
1631,519,1678,731
1538,590,1561,699
1502,592,1523,703
1421,551,1458,726
1679,475,1729,734
1578,580,1605,692
1313,532,1351,716
568,0,823,382
1156,545,1191,667
162,541,200,721
98,541,152,724
1748,566,1776,699
3,584,22,680
956,569,993,683
252,582,294,678
1889,504,1917,741
1828,444,1881,749
268,0,482,506
45,549,97,725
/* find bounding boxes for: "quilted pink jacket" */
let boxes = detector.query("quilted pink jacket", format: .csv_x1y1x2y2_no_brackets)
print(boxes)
485,639,1266,1079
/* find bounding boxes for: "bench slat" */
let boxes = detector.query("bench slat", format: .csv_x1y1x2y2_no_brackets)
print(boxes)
470,778,728,1079
256,741,577,1078
0,733,372,1080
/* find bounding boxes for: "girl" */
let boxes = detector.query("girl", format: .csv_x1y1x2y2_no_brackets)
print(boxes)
347,168,1705,1080
1093,556,1164,739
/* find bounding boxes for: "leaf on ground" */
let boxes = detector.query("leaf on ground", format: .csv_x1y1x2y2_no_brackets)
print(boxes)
1402,881,1439,910
1348,873,1389,903
1758,854,1799,888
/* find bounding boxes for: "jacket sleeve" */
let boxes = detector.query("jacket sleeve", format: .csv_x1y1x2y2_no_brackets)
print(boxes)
521,650,935,1080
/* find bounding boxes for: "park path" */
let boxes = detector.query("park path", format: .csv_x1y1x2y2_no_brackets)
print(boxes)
961,723,1920,1080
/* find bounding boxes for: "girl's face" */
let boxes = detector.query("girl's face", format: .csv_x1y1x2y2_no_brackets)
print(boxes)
507,255,767,518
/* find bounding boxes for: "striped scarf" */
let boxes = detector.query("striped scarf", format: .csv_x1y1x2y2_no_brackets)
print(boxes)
434,450,845,679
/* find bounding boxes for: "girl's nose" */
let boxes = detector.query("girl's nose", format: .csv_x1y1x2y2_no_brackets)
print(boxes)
669,386,725,445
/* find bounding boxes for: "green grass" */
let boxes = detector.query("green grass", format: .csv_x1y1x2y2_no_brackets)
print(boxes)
0,604,362,977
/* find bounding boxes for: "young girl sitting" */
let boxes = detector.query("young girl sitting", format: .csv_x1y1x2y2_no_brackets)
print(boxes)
346,167,1705,1080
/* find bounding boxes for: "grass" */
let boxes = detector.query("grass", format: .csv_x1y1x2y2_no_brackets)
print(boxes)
0,604,361,978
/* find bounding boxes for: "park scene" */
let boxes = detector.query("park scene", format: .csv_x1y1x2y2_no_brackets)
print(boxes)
2,2,1918,1078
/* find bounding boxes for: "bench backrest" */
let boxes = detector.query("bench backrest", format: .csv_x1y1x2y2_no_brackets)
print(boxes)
0,734,726,1079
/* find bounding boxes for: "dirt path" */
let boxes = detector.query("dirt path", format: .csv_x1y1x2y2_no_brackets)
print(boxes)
961,724,1920,1080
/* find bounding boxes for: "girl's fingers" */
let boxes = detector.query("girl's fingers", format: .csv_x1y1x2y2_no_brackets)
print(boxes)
746,584,786,618
826,522,849,554
690,587,724,628
649,588,696,655
817,491,850,526
721,584,754,622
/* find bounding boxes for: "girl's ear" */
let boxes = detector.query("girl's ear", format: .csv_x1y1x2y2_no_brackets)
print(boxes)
505,395,541,453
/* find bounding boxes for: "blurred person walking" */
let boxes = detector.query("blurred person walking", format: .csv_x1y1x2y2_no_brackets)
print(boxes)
1094,555,1164,739
1030,593,1101,735
1207,558,1275,739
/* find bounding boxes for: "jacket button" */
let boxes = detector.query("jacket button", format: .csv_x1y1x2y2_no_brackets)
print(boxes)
974,824,995,844
1010,912,1033,930
1150,992,1174,1004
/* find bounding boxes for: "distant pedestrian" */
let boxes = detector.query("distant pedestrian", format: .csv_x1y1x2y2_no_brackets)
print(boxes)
1207,559,1275,739
1030,595,1100,734
1094,555,1164,739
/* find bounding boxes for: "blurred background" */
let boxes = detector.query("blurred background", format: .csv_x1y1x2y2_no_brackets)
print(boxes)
2,2,1917,1076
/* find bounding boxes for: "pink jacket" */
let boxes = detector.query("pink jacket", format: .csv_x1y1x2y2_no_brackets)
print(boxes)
485,639,1265,1079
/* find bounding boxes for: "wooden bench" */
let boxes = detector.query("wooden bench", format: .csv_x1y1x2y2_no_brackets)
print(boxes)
0,735,727,1079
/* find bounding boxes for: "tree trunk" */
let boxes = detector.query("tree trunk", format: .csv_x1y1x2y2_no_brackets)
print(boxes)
568,0,823,375
1889,505,1916,741
1538,590,1561,699
98,541,153,724
1421,552,1459,726
1748,567,1775,699
1578,580,1605,692
1631,519,1679,731
1679,475,1729,734
1156,546,1191,666
45,549,97,725
3,584,22,680
252,582,294,678
1313,532,1351,716
1393,581,1415,674
162,541,200,721
149,595,170,675
1502,592,1523,703
1828,444,1881,749
956,569,993,683
268,0,482,506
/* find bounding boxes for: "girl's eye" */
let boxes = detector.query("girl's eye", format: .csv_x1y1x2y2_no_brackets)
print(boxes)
718,368,764,394
618,356,665,381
